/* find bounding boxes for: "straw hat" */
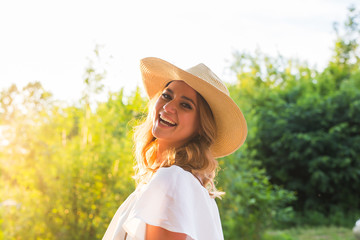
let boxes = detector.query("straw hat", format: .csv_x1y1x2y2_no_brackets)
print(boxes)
140,57,247,158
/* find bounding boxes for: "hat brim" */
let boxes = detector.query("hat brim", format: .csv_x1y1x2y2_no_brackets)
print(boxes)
140,57,247,158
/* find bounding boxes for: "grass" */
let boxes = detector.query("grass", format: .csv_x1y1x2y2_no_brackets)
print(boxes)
264,226,356,240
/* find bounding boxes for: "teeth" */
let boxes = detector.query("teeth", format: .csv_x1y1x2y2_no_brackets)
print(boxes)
160,115,176,125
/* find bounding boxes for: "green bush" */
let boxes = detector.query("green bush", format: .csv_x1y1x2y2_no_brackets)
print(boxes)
292,208,360,228
252,86,360,214
217,149,295,240
228,7,360,227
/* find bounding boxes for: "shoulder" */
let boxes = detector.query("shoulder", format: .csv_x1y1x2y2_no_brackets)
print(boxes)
128,165,222,239
146,165,204,196
154,165,200,187
150,165,209,199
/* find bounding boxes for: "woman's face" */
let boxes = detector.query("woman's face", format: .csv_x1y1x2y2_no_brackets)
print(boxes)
152,81,200,149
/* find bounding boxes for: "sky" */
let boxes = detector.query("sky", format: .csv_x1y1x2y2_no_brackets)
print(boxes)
0,0,358,104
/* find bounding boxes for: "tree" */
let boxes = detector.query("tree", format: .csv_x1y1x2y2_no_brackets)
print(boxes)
228,6,360,227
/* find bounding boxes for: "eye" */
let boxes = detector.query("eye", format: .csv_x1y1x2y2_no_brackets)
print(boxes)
161,93,171,100
181,102,192,110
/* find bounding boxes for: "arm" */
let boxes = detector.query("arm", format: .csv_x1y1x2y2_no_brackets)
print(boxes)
146,224,187,240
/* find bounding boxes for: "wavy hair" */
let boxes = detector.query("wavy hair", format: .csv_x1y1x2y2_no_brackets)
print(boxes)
133,85,224,198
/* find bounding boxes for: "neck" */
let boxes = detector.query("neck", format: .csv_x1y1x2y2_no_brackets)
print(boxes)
156,140,176,164
156,144,166,164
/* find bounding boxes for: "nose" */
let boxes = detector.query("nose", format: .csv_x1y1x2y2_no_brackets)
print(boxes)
163,100,177,113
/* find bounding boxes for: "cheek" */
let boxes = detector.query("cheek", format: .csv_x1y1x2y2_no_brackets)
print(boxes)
153,99,161,111
153,99,163,116
186,112,200,132
194,116,200,132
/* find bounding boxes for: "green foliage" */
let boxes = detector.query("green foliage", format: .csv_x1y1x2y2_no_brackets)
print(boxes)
217,150,296,240
228,6,360,228
253,85,360,213
291,208,360,228
263,232,294,240
265,226,356,240
0,61,147,239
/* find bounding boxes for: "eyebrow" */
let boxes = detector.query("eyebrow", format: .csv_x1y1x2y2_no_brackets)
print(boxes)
165,88,197,107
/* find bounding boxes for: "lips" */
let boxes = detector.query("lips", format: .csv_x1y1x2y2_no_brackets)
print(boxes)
159,114,177,127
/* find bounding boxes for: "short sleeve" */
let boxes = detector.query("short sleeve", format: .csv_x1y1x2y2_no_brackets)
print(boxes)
122,165,224,240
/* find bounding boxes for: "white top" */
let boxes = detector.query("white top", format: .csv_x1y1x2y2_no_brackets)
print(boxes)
102,165,224,240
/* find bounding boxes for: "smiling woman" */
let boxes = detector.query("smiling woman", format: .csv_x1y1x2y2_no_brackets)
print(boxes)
152,81,200,151
102,57,247,240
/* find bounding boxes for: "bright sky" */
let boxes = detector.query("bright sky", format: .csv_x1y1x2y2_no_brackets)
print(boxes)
0,0,358,103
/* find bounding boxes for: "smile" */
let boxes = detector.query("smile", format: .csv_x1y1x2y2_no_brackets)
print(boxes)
159,114,177,127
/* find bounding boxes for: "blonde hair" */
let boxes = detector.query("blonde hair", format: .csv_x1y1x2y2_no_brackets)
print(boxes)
133,85,224,198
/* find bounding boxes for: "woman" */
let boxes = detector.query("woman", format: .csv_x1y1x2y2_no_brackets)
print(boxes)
103,57,247,240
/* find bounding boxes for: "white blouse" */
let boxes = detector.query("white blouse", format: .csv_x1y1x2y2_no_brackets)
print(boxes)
102,165,224,240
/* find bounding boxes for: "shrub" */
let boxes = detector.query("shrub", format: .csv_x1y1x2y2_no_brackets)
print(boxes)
217,149,295,239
